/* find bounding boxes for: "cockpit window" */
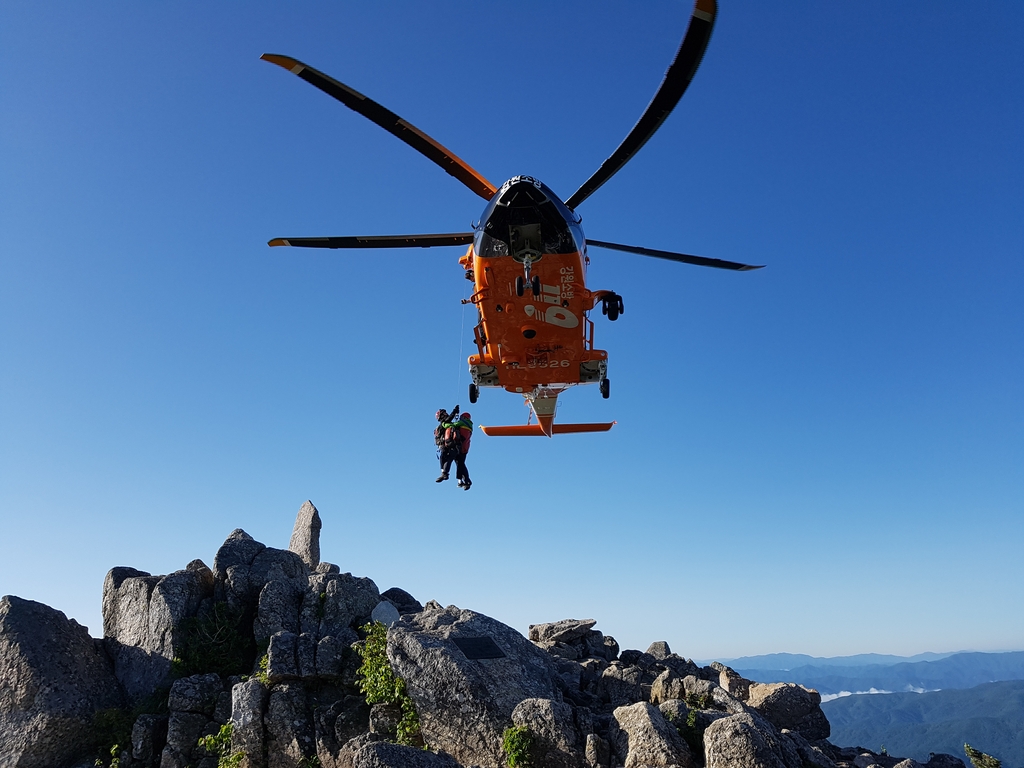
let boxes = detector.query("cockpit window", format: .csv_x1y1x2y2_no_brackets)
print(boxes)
474,177,585,258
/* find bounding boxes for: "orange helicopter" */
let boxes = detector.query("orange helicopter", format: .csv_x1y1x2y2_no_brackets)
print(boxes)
263,0,761,437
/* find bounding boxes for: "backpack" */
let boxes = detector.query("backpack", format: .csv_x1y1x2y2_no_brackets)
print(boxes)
444,424,463,452
434,424,447,448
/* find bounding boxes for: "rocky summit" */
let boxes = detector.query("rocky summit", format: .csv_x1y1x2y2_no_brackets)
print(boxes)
0,502,968,768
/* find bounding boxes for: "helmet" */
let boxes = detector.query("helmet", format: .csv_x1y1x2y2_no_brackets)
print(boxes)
435,409,448,422
461,412,471,422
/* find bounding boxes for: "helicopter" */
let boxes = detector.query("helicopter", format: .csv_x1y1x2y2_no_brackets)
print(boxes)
262,0,761,437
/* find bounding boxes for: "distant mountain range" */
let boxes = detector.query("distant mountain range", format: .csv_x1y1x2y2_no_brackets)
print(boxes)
729,651,1024,697
718,652,959,669
822,680,1024,768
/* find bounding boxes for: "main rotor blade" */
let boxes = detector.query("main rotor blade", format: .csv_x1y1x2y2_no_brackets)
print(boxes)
565,0,717,210
268,233,475,249
261,54,497,202
587,239,763,271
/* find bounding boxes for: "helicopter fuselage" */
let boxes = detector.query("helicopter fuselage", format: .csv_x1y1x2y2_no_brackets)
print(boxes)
461,176,616,434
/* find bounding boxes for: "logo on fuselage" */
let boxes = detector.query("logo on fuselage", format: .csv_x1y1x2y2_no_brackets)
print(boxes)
524,277,579,328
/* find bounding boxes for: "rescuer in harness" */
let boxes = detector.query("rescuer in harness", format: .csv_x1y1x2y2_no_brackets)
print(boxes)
435,406,473,490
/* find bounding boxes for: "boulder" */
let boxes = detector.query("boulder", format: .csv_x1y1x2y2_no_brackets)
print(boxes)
132,713,169,768
368,703,402,739
337,733,385,768
265,683,315,768
213,529,267,582
703,711,801,768
313,694,370,767
747,682,829,740
661,655,701,679
585,732,612,768
609,701,695,768
657,698,690,725
102,567,163,702
511,697,582,768
646,641,672,660
387,604,562,768
651,669,686,705
231,678,269,768
248,549,310,608
780,728,836,768
266,631,299,682
380,588,423,615
253,579,303,643
160,711,210,768
529,619,597,644
168,673,222,716
535,640,581,661
301,573,380,641
148,565,213,654
102,563,214,703
619,649,658,669
711,662,752,702
352,742,464,768
316,631,359,680
583,631,619,662
598,663,644,708
213,530,267,612
288,500,322,568
0,595,123,768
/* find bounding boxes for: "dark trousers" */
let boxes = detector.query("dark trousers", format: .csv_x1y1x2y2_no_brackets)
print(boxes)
440,450,470,484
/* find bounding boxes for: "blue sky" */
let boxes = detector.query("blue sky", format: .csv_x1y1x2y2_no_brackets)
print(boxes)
1,2,1021,660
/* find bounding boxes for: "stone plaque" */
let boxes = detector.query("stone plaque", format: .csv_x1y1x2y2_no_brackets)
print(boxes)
452,636,507,660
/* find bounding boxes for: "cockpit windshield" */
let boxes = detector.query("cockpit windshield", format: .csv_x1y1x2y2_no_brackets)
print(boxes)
474,176,584,259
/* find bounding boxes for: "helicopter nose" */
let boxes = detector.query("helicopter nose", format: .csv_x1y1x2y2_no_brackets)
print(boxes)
498,177,549,207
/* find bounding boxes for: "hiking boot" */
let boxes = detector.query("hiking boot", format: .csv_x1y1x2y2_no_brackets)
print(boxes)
435,474,448,483
462,481,472,491
456,480,465,488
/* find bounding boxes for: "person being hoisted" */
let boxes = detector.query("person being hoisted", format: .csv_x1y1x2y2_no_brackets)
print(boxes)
434,406,457,481
435,406,473,490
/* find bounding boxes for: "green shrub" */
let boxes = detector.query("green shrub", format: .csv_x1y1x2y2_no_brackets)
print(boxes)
355,621,422,746
172,601,253,678
502,725,535,768
965,744,1001,768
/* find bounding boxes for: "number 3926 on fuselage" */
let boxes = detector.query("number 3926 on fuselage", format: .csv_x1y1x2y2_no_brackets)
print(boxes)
262,0,762,437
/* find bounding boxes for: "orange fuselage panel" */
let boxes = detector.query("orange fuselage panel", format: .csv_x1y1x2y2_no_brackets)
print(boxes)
465,247,607,392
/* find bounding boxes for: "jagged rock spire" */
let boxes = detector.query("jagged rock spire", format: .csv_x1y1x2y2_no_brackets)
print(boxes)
288,500,322,568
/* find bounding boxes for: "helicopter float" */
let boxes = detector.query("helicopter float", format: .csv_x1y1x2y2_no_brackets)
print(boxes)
262,0,761,437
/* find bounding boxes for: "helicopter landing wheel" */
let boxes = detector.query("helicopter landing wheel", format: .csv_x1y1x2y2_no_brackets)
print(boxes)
515,276,525,297
469,383,479,404
531,275,541,296
603,292,623,321
600,378,610,399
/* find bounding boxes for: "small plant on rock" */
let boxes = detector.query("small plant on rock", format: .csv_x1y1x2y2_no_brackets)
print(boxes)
355,621,422,747
91,708,133,767
197,723,244,768
94,743,122,768
502,725,535,768
253,652,270,685
677,708,707,758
